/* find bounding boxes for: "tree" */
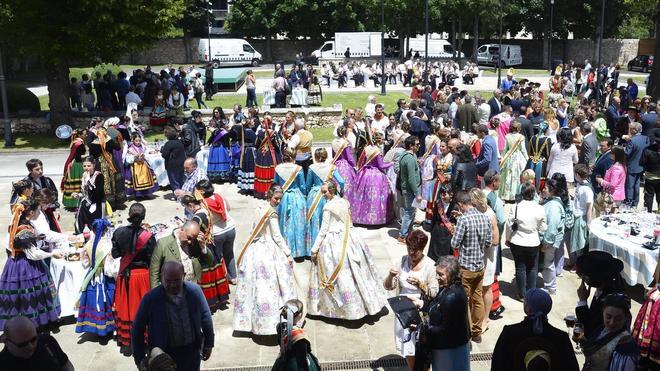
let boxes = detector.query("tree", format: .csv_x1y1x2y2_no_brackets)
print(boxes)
648,2,660,100
178,0,214,62
225,0,285,61
1,1,184,127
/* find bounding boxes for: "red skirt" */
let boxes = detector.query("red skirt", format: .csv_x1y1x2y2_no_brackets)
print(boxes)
198,258,230,312
633,288,660,364
254,165,275,198
114,268,150,347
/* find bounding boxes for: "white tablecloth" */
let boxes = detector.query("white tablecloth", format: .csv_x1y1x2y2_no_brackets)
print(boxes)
145,153,168,187
290,88,308,106
49,259,87,317
144,149,208,188
589,212,659,286
263,89,276,105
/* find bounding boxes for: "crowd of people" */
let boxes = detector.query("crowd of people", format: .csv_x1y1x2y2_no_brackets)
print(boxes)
2,60,660,371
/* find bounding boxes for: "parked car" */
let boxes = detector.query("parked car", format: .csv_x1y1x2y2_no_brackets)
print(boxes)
627,55,654,73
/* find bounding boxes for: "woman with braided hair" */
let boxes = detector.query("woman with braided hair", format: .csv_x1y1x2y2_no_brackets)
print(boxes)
308,181,387,320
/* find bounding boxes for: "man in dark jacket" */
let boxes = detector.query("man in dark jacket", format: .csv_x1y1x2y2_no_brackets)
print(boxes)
591,138,614,194
491,289,579,371
488,89,502,119
514,108,534,149
133,261,214,371
176,115,201,157
456,95,479,132
624,122,650,206
605,96,621,134
641,128,660,212
9,158,59,207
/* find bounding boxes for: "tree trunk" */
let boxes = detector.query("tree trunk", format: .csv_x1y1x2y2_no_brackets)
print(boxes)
542,30,549,69
182,32,192,63
648,3,660,100
457,19,464,63
265,29,273,63
451,20,457,59
45,60,71,129
472,14,479,62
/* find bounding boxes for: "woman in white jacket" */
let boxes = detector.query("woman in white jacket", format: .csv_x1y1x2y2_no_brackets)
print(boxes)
308,181,387,320
506,182,547,300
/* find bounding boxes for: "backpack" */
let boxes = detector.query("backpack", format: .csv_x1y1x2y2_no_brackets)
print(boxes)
551,197,575,229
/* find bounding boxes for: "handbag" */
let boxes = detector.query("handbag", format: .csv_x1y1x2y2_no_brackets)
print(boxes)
511,203,519,232
387,296,422,329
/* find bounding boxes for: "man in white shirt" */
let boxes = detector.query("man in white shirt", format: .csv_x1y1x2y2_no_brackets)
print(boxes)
449,94,460,124
370,104,389,135
125,85,142,107
476,94,491,125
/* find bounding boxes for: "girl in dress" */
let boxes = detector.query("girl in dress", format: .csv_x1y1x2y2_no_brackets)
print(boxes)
332,126,357,203
111,203,156,349
75,156,106,234
305,148,345,255
207,113,232,183
180,192,230,312
351,144,394,225
308,181,387,320
498,121,529,202
254,116,282,199
420,125,442,206
62,129,87,209
76,218,116,337
0,200,62,330
274,149,308,258
237,118,258,194
233,185,296,335
149,89,168,126
124,134,159,199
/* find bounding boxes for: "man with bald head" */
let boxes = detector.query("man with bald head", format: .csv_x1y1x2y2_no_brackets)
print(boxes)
0,316,73,370
149,221,214,288
287,117,314,176
173,157,208,199
133,261,214,371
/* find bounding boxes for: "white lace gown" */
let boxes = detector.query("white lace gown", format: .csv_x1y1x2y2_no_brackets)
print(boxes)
233,204,297,335
308,197,387,320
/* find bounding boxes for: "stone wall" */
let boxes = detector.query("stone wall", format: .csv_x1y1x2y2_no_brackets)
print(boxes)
0,107,342,136
117,38,320,65
460,38,647,67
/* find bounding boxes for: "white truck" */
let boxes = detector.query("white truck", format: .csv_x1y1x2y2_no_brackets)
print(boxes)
198,38,262,68
405,37,463,58
476,44,522,67
311,32,382,59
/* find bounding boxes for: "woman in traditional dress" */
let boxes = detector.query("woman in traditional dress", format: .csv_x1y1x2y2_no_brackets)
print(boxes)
149,89,168,126
254,116,282,199
632,263,660,369
233,184,296,335
62,129,87,209
581,293,640,370
428,182,455,261
351,144,394,225
207,116,232,183
332,126,357,203
124,134,159,199
111,203,156,350
0,200,62,330
237,118,258,194
76,218,116,337
75,156,106,234
305,148,345,253
180,190,231,312
87,124,125,210
526,122,552,190
274,149,308,258
308,181,387,320
498,121,529,202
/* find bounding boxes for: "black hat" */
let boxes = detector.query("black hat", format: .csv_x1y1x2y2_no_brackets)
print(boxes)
191,110,202,117
576,251,623,282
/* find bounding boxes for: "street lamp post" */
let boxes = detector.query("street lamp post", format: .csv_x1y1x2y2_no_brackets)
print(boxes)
424,0,429,78
207,0,213,67
549,0,554,72
0,48,13,148
497,0,503,89
380,0,386,96
596,0,606,100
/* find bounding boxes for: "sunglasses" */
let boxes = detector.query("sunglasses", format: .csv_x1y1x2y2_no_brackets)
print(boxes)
8,335,38,348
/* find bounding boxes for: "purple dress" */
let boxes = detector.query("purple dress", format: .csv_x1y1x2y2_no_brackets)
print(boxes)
351,153,394,225
334,146,357,203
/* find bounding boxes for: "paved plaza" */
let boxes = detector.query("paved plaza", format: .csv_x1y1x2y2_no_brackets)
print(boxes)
0,149,649,371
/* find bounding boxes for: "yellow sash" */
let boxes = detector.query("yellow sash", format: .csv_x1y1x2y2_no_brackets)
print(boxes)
305,165,336,223
356,149,380,172
317,211,351,292
236,207,275,267
281,165,302,192
499,136,524,167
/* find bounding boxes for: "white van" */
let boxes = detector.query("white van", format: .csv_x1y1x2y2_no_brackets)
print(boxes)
476,44,522,67
198,39,262,68
406,37,463,58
